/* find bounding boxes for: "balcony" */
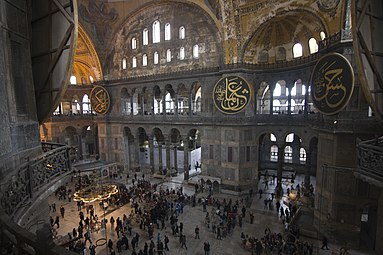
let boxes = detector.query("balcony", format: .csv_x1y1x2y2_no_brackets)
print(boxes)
356,136,383,188
0,142,76,254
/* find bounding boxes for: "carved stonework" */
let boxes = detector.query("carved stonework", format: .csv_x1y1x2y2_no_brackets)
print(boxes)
0,144,72,216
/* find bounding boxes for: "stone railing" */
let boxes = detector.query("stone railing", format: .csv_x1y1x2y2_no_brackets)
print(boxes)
0,143,73,216
356,136,383,187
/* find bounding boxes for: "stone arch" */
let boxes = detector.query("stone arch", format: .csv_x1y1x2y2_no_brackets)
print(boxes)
177,83,189,115
191,81,202,114
121,87,131,115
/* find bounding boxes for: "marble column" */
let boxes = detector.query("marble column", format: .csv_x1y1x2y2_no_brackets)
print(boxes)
304,82,309,116
149,136,154,173
270,83,274,115
173,144,178,172
184,138,189,181
130,94,134,115
158,143,163,173
141,93,145,115
287,84,292,115
134,133,140,169
188,90,193,116
165,138,171,172
175,94,178,116
162,93,166,115
151,94,155,115
305,150,312,190
276,144,284,196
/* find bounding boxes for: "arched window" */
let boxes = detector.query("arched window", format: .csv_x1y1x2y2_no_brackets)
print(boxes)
259,49,269,63
72,99,80,114
299,148,307,162
89,76,94,83
166,49,171,62
273,83,281,97
142,54,148,66
309,38,318,54
302,84,306,95
131,37,137,49
165,92,174,113
179,26,185,39
122,58,127,70
273,99,281,113
287,83,297,96
165,23,171,41
270,134,277,142
293,43,303,58
154,51,159,65
179,47,185,60
82,94,91,114
153,21,160,43
276,47,286,61
132,56,137,68
193,44,199,58
143,28,149,45
70,75,77,85
270,145,278,161
284,146,293,162
286,133,294,143
320,31,326,40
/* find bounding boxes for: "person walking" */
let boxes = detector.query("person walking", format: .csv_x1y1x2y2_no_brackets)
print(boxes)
108,239,114,253
164,235,169,251
181,234,187,249
321,236,329,250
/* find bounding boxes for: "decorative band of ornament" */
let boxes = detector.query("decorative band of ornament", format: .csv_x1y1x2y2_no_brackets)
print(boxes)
212,76,252,114
310,52,354,115
90,85,110,114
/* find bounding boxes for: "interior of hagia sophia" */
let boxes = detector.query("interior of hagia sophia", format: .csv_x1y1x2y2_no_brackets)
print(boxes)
1,0,383,254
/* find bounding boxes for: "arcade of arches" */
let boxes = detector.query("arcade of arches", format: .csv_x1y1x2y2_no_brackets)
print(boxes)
34,0,383,253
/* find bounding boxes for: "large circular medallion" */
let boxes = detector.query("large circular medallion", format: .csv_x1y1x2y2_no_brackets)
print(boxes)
90,85,111,114
310,53,354,115
213,76,252,114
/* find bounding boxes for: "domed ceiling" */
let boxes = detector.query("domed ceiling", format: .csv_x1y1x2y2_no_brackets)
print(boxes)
243,9,327,63
71,26,103,85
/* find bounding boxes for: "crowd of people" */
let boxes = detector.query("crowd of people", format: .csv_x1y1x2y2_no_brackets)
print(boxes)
46,170,325,255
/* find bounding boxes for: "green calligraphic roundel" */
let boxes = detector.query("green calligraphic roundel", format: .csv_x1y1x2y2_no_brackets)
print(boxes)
213,76,252,114
310,53,354,115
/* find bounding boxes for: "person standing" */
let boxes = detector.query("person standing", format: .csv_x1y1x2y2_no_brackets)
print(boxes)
60,205,65,218
249,212,254,224
195,225,200,239
204,242,210,255
216,226,222,240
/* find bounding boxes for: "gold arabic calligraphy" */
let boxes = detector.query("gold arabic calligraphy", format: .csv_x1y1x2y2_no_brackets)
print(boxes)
213,77,250,113
91,86,110,114
313,61,347,109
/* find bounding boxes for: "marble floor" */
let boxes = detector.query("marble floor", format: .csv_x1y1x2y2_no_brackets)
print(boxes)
33,173,373,255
